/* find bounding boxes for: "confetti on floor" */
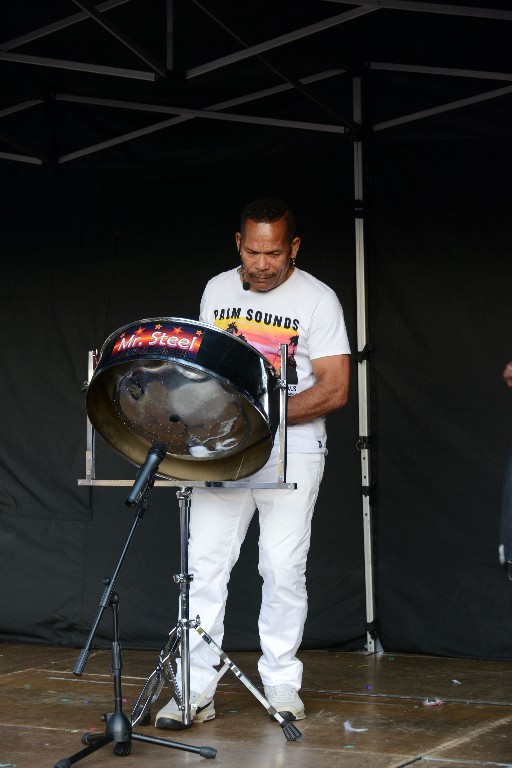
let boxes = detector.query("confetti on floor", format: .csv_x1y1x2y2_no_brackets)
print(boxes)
344,720,368,732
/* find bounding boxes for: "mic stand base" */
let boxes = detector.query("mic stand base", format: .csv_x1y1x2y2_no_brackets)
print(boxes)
54,490,216,768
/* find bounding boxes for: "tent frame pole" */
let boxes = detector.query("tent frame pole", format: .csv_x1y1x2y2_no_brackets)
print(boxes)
353,74,377,653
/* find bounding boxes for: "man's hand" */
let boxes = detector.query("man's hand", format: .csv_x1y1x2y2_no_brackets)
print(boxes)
503,361,512,389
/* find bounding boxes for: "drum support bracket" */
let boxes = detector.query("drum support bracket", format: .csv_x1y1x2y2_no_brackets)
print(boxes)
79,345,294,489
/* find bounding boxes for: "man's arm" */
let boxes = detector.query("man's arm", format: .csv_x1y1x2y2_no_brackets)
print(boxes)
286,354,350,426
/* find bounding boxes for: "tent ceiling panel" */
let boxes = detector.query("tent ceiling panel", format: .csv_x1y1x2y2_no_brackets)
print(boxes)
1,1,511,165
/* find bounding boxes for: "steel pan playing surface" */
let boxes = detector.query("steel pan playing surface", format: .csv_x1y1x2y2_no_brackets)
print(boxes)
85,318,279,481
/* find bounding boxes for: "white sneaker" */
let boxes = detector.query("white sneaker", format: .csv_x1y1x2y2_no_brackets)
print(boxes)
264,684,306,720
155,692,215,730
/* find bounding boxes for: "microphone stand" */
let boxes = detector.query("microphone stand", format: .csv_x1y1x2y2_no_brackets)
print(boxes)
54,455,216,768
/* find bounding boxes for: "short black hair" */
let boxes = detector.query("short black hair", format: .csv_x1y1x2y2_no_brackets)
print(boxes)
240,198,296,242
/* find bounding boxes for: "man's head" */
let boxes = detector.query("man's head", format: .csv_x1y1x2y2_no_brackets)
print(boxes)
236,198,301,293
240,198,297,242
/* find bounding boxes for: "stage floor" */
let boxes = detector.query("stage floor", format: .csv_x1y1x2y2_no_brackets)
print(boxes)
1,643,512,767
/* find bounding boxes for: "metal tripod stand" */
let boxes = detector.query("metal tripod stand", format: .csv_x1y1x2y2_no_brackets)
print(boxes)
130,484,302,742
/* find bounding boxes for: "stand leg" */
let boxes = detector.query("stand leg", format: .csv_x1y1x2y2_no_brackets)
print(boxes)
193,622,302,741
131,626,180,726
54,734,114,768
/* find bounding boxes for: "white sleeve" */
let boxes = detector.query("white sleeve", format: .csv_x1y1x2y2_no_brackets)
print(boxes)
307,290,351,359
199,279,214,324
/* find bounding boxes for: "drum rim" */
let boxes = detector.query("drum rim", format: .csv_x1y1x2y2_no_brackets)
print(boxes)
98,316,277,375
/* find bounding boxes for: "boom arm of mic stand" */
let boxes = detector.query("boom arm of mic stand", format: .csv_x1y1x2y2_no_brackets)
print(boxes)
73,485,152,676
74,581,114,676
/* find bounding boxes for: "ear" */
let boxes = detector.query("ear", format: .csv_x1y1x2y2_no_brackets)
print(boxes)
291,236,301,258
235,232,241,252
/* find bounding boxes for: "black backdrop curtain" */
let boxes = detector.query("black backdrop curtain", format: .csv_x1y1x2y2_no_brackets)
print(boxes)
369,139,512,658
0,134,364,651
1,128,511,659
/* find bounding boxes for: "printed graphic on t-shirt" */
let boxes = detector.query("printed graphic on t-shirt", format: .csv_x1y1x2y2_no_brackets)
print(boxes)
211,307,300,388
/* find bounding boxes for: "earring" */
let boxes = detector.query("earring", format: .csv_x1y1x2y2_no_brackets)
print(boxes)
291,257,296,267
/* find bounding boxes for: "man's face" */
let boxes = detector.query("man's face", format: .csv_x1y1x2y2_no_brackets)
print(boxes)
235,217,300,292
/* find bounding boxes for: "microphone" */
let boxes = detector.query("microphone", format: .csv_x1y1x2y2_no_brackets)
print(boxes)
238,249,250,290
125,441,167,508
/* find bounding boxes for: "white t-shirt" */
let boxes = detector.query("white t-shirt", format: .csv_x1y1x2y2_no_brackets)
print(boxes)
199,266,351,454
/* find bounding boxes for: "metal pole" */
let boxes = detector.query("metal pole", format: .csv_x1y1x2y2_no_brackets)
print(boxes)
277,343,288,483
176,487,193,725
166,0,174,72
353,74,378,653
85,350,97,483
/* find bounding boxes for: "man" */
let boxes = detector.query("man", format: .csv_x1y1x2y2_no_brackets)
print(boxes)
500,361,512,575
504,362,512,389
156,198,351,728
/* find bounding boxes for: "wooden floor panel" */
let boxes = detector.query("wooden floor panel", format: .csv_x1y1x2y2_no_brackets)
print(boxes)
1,644,512,767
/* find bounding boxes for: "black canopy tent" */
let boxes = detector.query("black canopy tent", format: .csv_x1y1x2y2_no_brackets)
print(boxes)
1,1,511,658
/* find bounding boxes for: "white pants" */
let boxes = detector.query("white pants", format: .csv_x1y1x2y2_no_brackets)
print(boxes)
181,452,325,693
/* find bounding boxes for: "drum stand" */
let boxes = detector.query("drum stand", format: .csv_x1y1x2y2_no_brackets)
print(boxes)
131,485,302,742
129,346,301,742
54,484,216,768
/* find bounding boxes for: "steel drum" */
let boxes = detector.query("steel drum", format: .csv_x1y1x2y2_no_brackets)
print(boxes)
86,318,280,481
